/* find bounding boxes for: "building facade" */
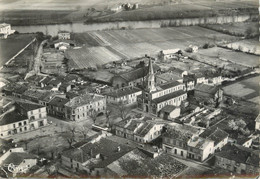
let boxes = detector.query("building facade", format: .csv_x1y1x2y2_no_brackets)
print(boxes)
0,23,15,39
104,86,141,105
0,102,48,137
64,94,106,121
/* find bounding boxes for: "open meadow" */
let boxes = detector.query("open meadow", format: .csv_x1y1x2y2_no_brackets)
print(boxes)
68,26,240,69
196,47,259,68
0,34,35,67
223,75,260,103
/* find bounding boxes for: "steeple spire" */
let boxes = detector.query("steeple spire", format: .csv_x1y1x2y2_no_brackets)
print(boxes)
146,59,156,92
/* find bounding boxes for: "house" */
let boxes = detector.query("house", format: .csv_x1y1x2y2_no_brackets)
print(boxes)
137,60,187,116
162,124,213,162
114,118,164,143
214,144,259,175
59,83,72,93
38,91,56,106
110,4,122,12
194,84,223,105
183,75,196,91
236,137,253,148
255,114,260,131
106,150,187,177
64,94,106,121
199,127,229,152
0,147,37,177
206,72,222,85
40,76,54,88
0,102,48,137
47,96,69,118
159,105,181,120
158,49,181,60
2,84,28,98
103,86,141,105
61,137,133,176
111,63,160,88
26,75,46,86
58,31,70,40
22,89,45,103
0,23,15,39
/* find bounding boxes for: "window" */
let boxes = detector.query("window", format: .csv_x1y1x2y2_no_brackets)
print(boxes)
24,127,27,131
13,124,16,128
38,108,41,112
19,122,22,126
181,151,183,156
20,128,22,132
174,149,177,154
24,121,27,125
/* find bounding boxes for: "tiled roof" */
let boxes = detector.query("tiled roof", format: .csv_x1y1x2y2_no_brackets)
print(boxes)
152,90,186,104
104,87,141,98
159,81,181,90
2,152,37,166
62,138,133,168
199,127,228,145
125,120,142,131
135,122,154,137
49,96,69,107
156,73,182,82
65,94,104,108
194,84,220,95
16,101,44,112
118,64,160,82
38,91,56,102
236,137,251,145
41,76,54,85
0,110,27,125
188,137,213,150
160,105,177,113
215,144,259,167
164,127,193,143
22,90,45,99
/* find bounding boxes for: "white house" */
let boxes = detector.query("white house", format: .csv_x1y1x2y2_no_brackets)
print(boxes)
0,23,15,39
104,86,141,105
0,102,48,137
58,31,70,40
159,49,181,60
114,118,164,143
0,147,37,177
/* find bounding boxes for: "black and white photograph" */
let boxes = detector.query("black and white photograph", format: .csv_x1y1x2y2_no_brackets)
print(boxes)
0,0,259,178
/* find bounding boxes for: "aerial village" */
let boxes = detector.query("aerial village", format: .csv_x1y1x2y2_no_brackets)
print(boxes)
0,0,259,177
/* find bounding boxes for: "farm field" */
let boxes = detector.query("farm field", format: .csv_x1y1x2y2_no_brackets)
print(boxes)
224,39,260,55
0,34,35,67
196,47,259,68
65,46,122,69
68,26,240,69
223,75,260,103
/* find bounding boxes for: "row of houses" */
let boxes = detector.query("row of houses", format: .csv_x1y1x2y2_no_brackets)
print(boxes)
113,117,164,143
0,102,48,137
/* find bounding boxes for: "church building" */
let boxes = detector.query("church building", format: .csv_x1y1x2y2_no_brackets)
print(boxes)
137,59,187,116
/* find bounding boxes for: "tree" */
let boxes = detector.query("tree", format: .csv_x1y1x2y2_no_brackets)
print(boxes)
245,27,253,38
68,124,77,138
79,124,89,140
89,109,97,124
117,101,130,120
64,132,75,148
105,110,112,127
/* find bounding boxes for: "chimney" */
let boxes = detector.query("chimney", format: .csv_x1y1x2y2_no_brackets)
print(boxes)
117,146,121,152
